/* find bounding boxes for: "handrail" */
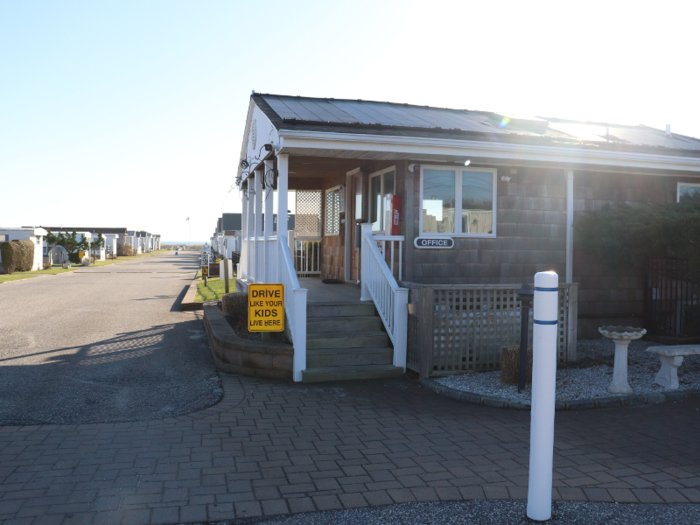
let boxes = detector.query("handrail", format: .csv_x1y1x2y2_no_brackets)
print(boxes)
360,223,408,371
278,237,307,382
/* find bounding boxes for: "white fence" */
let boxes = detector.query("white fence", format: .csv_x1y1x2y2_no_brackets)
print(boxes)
360,224,409,371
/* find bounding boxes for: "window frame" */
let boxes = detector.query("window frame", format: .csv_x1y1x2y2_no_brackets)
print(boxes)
677,182,700,202
419,165,497,238
369,166,397,233
324,185,344,236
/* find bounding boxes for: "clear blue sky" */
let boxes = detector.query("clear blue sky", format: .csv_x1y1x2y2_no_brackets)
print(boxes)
2,1,698,242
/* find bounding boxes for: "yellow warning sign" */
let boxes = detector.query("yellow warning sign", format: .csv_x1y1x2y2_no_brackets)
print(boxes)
248,283,284,332
201,266,209,277
216,258,221,264
78,251,85,259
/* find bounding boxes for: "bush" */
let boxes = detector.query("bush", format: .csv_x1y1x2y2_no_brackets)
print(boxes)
14,239,34,271
118,244,134,256
68,252,81,264
500,345,533,385
0,242,17,273
43,262,52,270
222,292,248,329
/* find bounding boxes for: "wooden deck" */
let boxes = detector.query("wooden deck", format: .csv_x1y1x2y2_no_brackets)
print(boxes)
299,277,362,303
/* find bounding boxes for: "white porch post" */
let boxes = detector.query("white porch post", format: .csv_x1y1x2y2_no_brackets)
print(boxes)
241,185,248,278
246,178,255,281
254,169,263,282
565,170,574,283
360,223,372,301
264,159,275,283
277,154,289,241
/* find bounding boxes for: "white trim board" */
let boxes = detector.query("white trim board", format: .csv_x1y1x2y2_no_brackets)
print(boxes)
277,129,700,173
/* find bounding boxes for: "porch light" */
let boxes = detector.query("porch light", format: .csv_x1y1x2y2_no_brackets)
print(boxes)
464,159,471,166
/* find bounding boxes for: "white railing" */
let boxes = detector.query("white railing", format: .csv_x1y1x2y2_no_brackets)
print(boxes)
373,235,404,281
360,224,409,371
294,236,322,276
264,236,278,283
240,237,248,279
278,237,308,382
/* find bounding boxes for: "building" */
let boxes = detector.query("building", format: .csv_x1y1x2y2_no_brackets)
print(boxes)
235,93,700,383
0,227,48,271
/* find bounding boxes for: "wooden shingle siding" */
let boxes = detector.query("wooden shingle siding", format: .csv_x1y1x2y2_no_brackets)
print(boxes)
403,165,567,285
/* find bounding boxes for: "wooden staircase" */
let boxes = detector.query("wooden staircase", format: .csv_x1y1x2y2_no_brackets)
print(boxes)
301,301,404,383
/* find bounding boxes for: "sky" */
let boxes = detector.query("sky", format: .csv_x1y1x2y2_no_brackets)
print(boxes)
2,1,699,242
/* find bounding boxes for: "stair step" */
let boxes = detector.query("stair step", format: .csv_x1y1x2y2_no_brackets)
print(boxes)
307,302,376,318
307,316,382,334
307,347,393,368
302,365,404,383
307,331,389,350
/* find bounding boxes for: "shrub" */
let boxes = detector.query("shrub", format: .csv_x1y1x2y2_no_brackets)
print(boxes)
68,252,81,264
43,262,52,270
222,292,248,330
14,239,34,271
500,345,533,385
0,242,17,273
118,244,134,256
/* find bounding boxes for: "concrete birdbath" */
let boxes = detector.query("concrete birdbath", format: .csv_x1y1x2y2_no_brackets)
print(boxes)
598,326,647,394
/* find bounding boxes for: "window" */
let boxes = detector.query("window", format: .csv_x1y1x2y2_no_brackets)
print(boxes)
325,186,344,236
369,167,396,232
420,166,496,236
677,182,700,202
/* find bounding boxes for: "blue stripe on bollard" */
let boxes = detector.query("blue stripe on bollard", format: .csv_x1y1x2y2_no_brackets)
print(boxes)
534,320,558,325
535,287,558,292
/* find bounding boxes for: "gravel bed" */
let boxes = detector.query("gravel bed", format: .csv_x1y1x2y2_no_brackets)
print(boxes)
434,339,700,404
211,500,700,525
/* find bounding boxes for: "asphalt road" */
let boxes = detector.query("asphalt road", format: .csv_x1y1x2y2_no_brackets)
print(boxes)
0,252,221,425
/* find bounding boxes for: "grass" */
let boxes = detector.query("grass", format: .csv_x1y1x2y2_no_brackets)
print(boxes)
1,249,169,283
195,276,236,302
0,273,40,283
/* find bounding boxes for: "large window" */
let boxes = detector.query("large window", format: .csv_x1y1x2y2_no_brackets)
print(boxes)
420,166,496,236
325,186,344,236
369,166,396,232
677,182,700,202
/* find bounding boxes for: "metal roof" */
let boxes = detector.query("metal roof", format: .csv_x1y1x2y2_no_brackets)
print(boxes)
255,94,700,154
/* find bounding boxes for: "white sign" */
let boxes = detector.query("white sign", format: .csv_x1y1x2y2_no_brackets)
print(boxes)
414,237,454,249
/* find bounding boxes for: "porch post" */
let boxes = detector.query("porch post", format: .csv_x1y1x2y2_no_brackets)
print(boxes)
565,170,574,283
247,178,255,281
264,159,275,283
241,184,248,278
277,154,289,241
254,169,263,282
360,223,372,301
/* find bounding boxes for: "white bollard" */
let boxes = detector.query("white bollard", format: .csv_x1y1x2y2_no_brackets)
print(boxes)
527,271,559,521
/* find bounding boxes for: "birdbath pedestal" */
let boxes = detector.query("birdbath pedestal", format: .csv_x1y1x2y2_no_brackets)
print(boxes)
598,326,647,394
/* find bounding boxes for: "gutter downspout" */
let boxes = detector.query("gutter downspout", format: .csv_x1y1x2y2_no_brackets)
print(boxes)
565,170,574,283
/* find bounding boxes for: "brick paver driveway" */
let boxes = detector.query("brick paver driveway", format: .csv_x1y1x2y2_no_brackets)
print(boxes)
2,372,700,524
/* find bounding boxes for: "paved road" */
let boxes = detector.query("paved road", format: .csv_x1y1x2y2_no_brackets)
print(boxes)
0,252,220,424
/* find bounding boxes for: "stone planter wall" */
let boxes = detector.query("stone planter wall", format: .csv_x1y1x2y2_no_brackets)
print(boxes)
203,305,293,380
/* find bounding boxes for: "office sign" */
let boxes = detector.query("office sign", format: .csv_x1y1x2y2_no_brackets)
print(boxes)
248,283,285,332
414,237,454,249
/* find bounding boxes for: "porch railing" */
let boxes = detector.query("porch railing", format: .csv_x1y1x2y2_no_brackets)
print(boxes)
360,224,409,371
292,233,322,277
278,237,308,382
373,235,404,281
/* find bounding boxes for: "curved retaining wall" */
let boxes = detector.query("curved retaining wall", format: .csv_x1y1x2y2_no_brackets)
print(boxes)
203,305,293,380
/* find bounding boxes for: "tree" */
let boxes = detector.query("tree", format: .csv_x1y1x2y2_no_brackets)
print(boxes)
43,229,90,264
89,233,104,262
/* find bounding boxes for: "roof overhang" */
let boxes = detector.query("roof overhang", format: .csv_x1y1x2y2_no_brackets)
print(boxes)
276,129,700,173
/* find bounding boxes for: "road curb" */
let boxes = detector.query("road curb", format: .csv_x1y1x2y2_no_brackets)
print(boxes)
181,274,202,311
421,378,700,411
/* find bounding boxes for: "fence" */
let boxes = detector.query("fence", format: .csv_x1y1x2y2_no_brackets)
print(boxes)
402,282,578,378
645,258,700,338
